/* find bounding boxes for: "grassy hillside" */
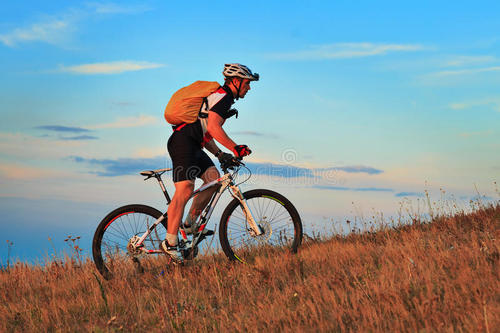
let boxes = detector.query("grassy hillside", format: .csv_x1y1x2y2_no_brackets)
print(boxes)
1,203,499,332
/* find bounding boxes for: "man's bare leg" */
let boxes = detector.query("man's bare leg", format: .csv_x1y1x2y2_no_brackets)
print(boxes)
166,180,194,237
161,179,194,262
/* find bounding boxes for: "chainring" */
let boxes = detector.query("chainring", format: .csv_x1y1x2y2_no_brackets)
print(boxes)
127,235,144,257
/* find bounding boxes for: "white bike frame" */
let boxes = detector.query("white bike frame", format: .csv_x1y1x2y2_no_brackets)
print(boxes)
132,167,262,254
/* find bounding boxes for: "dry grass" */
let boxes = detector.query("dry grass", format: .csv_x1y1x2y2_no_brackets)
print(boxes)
1,203,499,332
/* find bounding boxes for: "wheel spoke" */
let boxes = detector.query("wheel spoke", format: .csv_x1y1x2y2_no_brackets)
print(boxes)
222,192,301,261
94,206,164,278
108,223,130,241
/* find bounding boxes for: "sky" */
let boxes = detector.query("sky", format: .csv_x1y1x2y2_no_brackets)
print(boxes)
1,1,499,263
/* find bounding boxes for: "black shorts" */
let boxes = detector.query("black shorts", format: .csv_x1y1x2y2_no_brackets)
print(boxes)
167,125,214,183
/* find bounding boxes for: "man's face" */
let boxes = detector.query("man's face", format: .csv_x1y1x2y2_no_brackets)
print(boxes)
236,78,251,98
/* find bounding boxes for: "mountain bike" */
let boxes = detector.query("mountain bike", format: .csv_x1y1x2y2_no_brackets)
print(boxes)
92,158,303,279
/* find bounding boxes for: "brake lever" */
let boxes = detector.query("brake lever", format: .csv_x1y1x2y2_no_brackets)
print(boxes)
233,157,244,164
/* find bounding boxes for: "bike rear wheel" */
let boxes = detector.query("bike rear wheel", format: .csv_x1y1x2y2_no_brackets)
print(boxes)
219,189,302,262
92,204,165,279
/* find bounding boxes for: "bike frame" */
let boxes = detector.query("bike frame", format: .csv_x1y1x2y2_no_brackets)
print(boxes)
132,167,262,254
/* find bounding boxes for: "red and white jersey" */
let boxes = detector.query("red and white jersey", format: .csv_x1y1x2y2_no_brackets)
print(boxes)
199,85,235,146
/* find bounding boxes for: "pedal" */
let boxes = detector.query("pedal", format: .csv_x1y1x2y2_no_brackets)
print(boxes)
182,246,199,260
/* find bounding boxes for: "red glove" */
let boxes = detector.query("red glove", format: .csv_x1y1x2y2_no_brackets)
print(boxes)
233,144,252,158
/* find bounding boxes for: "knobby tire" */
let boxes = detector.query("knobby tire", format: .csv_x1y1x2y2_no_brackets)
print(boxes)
92,204,164,279
219,189,302,263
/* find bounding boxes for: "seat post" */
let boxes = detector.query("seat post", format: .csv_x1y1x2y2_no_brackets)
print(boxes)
155,175,171,205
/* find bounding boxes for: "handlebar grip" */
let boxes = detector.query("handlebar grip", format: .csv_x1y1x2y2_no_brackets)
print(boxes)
220,156,244,171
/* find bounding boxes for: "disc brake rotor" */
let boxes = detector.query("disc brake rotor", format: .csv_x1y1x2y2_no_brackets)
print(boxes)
254,219,272,243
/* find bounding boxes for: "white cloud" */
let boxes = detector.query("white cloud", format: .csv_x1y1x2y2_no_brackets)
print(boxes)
0,163,61,180
449,103,467,110
421,65,500,85
268,42,425,60
59,61,165,75
0,132,88,160
448,98,500,112
86,2,152,14
133,148,165,159
431,66,500,77
0,3,151,48
88,115,160,129
0,163,150,204
0,17,75,47
443,55,496,67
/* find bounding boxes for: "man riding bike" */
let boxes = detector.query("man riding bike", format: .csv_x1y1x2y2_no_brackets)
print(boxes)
161,63,260,263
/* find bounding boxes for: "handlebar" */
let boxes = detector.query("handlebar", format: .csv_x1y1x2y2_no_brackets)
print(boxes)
220,156,244,173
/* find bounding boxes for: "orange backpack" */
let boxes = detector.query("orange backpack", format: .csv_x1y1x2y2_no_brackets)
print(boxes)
164,81,221,125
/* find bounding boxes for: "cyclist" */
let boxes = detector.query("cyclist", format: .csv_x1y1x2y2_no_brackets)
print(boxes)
161,63,260,262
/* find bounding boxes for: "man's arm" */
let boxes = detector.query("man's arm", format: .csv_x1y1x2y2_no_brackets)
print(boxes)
204,139,220,156
207,111,237,153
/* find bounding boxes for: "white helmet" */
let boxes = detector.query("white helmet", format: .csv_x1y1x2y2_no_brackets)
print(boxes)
223,63,259,81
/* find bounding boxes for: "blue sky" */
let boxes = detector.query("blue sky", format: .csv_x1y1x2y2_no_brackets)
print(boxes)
1,1,499,262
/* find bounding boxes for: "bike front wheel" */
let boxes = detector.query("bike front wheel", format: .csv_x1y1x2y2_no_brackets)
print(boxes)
219,189,302,262
92,204,166,279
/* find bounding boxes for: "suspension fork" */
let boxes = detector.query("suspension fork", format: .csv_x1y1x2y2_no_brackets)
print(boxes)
229,184,263,236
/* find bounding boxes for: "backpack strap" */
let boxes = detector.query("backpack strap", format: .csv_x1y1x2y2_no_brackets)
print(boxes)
198,85,222,119
198,97,209,119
